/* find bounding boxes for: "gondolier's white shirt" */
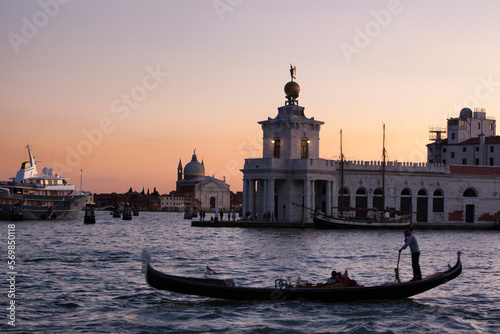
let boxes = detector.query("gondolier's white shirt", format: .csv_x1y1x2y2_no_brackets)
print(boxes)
402,234,419,254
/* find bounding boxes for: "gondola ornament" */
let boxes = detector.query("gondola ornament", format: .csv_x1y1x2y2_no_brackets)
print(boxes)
141,249,151,274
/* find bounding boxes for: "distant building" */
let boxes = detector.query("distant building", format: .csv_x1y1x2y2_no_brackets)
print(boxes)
241,72,500,225
94,192,130,210
160,194,185,212
230,191,243,213
176,150,230,212
130,193,161,211
94,191,161,211
427,108,499,166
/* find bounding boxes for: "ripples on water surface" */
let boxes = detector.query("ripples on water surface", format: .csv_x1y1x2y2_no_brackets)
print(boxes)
5,212,500,333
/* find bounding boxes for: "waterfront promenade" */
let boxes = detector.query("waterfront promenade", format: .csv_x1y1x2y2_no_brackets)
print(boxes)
191,219,500,230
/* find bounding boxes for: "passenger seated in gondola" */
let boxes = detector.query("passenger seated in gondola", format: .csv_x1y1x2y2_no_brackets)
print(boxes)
326,271,343,286
326,271,337,285
326,270,361,287
341,270,360,287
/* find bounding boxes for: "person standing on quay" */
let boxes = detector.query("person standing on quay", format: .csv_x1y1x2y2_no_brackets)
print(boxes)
399,229,422,281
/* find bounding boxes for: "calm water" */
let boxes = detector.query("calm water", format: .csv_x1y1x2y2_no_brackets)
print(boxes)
3,211,499,333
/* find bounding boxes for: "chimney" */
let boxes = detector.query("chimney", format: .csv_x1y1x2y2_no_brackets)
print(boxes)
479,134,485,146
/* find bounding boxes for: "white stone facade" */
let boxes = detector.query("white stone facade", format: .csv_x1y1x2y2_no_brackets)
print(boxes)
427,107,500,166
242,103,500,224
161,195,184,211
176,151,231,212
195,177,230,212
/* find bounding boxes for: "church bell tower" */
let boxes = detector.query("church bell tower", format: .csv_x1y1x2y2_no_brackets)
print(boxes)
177,159,183,181
258,64,323,160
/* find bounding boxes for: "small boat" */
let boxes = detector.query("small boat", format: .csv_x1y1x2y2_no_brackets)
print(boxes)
313,126,411,229
313,212,411,229
0,145,89,220
143,251,462,302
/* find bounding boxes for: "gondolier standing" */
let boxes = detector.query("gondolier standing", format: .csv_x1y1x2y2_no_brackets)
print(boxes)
399,229,422,281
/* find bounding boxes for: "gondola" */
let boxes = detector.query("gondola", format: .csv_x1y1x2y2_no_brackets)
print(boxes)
142,251,462,303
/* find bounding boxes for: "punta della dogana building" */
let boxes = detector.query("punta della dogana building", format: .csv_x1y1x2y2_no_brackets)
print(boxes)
241,68,500,227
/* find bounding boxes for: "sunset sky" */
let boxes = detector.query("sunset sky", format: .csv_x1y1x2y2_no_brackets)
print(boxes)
2,0,500,194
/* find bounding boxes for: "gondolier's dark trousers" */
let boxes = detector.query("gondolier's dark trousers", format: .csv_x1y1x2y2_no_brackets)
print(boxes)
411,251,422,280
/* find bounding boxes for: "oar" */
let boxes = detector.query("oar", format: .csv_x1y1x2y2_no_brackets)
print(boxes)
394,251,401,283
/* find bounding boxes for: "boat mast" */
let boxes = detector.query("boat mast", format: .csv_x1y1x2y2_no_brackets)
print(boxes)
382,123,386,216
340,129,344,216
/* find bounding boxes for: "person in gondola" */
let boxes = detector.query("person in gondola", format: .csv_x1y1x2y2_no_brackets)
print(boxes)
399,229,422,281
326,271,345,286
326,271,339,285
341,269,360,287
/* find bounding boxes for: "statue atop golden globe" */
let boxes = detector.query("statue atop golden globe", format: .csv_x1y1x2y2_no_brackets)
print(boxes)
285,64,300,105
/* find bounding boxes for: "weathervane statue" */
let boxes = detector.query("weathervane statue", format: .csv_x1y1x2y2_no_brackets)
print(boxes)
285,64,300,105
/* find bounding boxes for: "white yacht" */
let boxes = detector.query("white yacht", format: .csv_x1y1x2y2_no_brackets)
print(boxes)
0,145,89,220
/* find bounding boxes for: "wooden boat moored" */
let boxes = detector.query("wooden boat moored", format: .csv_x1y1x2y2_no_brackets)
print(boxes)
313,213,411,229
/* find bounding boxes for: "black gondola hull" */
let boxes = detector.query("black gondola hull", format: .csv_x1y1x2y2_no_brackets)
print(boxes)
145,253,462,303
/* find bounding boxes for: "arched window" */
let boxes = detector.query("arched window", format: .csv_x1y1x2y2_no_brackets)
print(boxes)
355,188,368,218
416,188,428,222
400,188,412,214
433,189,444,213
338,187,350,213
356,188,366,195
463,188,477,197
338,187,350,195
373,188,384,211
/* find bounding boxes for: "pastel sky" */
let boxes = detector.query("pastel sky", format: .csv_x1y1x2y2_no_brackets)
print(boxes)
2,0,500,194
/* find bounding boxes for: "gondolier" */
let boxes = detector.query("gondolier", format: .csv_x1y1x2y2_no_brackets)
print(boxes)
399,229,422,281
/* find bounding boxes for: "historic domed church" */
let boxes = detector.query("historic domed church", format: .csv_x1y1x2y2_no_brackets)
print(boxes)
176,150,230,211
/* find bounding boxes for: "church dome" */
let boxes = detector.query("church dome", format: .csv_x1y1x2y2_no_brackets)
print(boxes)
184,151,205,180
